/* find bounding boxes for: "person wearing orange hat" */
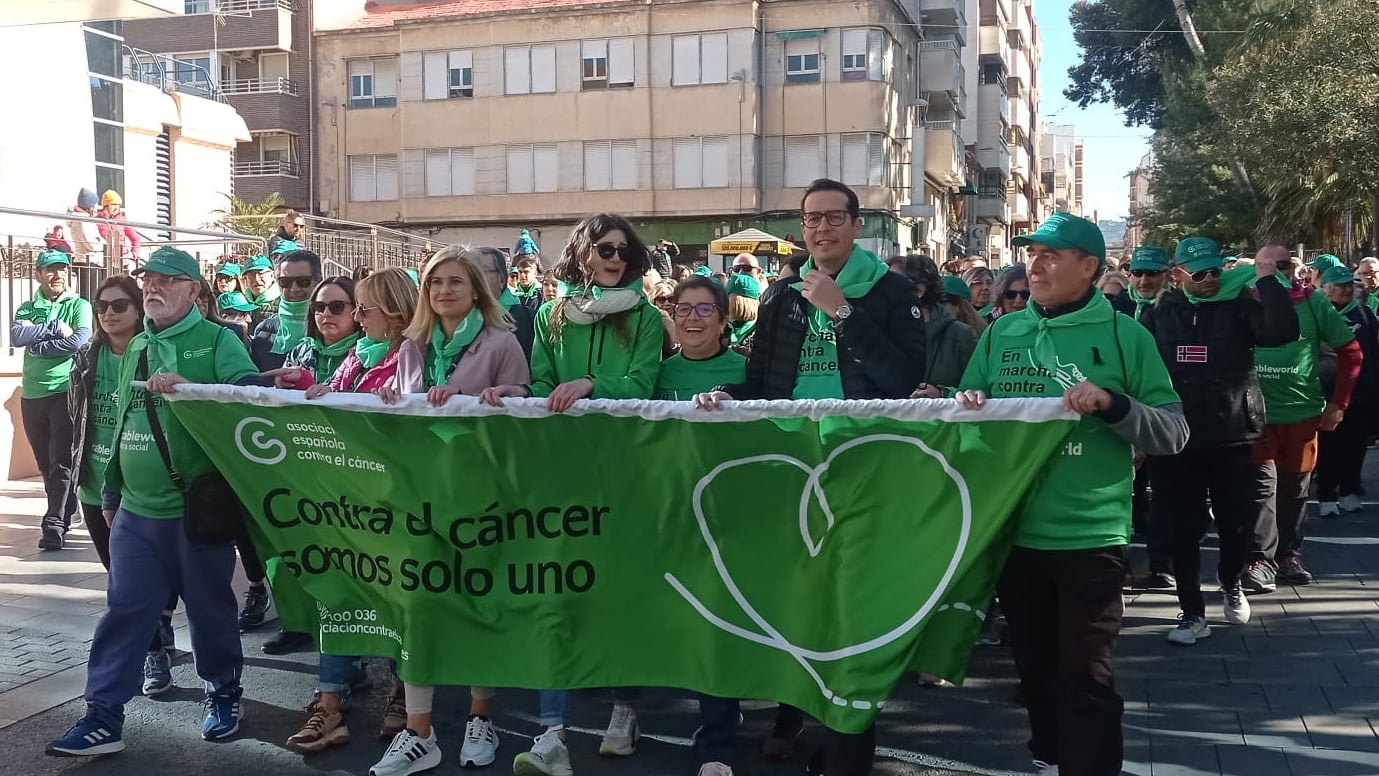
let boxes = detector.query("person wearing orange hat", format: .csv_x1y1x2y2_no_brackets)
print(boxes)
96,190,141,270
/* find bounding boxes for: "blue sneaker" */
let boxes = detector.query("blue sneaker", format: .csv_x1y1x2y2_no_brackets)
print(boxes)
202,693,244,741
46,714,125,757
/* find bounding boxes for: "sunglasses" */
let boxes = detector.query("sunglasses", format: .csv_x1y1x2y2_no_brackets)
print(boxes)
1129,269,1164,278
595,243,639,262
310,300,351,316
1190,267,1223,282
280,276,317,290
732,265,756,273
95,298,135,314
1004,289,1031,300
354,304,381,316
673,302,720,318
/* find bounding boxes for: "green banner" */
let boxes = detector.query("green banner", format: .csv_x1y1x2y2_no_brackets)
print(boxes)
165,388,1076,733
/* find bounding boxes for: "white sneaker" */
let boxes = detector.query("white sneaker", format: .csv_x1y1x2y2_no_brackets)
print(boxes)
1341,494,1364,512
459,715,499,768
1033,760,1059,776
598,704,639,756
370,728,442,776
1319,501,1340,517
698,763,734,776
1223,585,1251,626
513,730,573,776
1166,615,1211,645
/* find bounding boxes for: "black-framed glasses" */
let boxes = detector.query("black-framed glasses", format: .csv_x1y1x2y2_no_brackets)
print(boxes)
1004,289,1031,300
732,265,756,273
311,300,351,316
95,298,134,314
595,242,639,262
673,302,720,318
802,210,850,228
1129,269,1164,278
279,276,317,290
1190,267,1223,282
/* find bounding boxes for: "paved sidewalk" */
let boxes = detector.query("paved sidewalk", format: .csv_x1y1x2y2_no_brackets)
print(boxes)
0,477,1375,774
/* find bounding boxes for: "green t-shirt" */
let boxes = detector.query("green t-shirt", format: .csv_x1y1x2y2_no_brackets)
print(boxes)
77,347,123,506
959,293,1181,551
793,325,844,399
14,291,93,398
655,348,747,401
1255,290,1355,425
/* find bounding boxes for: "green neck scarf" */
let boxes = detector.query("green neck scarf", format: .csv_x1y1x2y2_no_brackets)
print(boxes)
790,246,890,329
251,283,281,307
1128,285,1157,308
977,302,994,317
427,309,484,388
1004,290,1113,386
309,332,360,384
1337,298,1359,317
515,282,540,298
1184,265,1255,305
355,336,392,370
32,289,78,320
139,306,205,370
270,298,310,354
498,287,522,308
730,319,756,345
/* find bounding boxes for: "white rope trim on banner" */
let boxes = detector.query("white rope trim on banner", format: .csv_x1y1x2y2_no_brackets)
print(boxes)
148,383,1079,424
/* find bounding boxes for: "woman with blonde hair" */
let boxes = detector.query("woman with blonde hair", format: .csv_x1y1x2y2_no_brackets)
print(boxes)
724,273,760,351
961,266,996,318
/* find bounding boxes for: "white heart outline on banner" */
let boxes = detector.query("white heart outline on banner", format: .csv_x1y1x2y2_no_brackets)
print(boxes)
664,433,973,708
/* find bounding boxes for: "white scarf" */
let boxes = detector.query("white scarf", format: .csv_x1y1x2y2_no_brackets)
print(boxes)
561,287,642,325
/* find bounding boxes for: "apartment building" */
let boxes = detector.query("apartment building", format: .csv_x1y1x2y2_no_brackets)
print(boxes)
313,0,926,264
914,0,968,260
123,0,315,209
1127,151,1154,248
1040,123,1084,218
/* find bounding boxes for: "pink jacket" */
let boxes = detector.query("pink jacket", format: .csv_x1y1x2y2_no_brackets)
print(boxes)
292,338,425,394
97,215,140,256
440,326,531,395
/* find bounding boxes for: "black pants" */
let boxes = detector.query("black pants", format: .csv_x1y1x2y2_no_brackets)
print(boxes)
21,394,75,529
771,704,875,776
1151,446,1259,618
1135,464,1173,571
998,545,1126,776
83,501,111,570
1316,404,1376,501
1251,463,1311,563
237,532,266,585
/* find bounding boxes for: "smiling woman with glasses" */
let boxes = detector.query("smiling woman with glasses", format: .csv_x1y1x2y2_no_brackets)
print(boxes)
654,276,746,401
989,264,1030,320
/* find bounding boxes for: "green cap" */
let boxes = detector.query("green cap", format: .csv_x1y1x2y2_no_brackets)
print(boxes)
1309,253,1343,271
693,265,713,277
137,247,203,281
216,291,258,313
1128,246,1170,272
1321,265,1356,285
1174,237,1224,273
35,249,71,268
270,239,301,256
724,273,760,299
216,262,243,278
1012,212,1107,262
941,275,971,301
244,254,273,272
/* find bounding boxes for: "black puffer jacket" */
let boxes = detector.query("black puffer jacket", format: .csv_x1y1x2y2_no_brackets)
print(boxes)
1138,276,1298,449
1319,302,1379,404
721,269,927,399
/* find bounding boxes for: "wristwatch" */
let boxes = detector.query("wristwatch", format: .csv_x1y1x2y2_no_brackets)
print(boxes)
834,303,853,322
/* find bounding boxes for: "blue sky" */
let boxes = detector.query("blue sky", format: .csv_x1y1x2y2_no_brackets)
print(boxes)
1034,1,1153,220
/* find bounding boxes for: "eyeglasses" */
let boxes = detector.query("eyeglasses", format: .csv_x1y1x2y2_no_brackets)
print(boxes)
732,265,757,273
279,276,317,290
1004,289,1031,300
595,243,639,262
311,300,351,316
142,275,193,289
673,302,720,318
292,222,306,229
802,210,851,228
95,298,134,314
1190,267,1223,282
353,304,380,316
1129,269,1164,278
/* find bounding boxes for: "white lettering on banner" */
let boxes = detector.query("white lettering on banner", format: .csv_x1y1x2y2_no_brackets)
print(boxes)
236,415,388,473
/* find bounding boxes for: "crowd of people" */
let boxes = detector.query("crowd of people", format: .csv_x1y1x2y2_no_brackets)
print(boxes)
9,177,1374,776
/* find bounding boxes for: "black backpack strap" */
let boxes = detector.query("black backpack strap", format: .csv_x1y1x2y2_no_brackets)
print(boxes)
137,350,187,494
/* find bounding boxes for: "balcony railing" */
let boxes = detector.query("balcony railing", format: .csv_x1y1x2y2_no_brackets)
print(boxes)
123,45,224,102
233,159,299,177
184,0,293,14
221,77,297,96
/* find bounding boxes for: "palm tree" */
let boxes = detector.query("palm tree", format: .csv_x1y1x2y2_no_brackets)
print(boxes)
212,192,285,254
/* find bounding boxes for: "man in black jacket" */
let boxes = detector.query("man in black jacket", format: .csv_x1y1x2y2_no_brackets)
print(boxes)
694,178,925,776
1139,239,1299,646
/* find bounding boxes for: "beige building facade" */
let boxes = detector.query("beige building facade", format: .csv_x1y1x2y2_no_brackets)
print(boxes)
314,0,926,266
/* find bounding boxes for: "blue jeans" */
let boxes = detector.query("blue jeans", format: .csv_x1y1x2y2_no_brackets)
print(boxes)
84,509,242,720
318,653,363,694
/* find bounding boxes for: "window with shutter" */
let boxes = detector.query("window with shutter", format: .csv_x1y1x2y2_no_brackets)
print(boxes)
867,30,884,81
584,141,611,191
348,61,374,108
349,155,375,201
672,138,701,188
785,136,822,188
701,33,728,84
424,150,450,196
449,50,473,98
841,133,866,185
611,140,637,189
505,47,530,94
531,45,556,93
423,52,448,100
609,38,634,87
507,145,534,193
672,35,700,85
373,59,398,106
701,137,729,187
582,40,608,89
785,39,821,84
867,133,884,186
450,149,475,195
375,155,399,200
841,29,867,81
533,145,559,192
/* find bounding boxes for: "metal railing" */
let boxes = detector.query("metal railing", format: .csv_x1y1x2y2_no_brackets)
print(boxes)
123,45,224,102
233,159,300,177
925,120,958,131
218,212,437,272
185,0,294,14
221,77,296,96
